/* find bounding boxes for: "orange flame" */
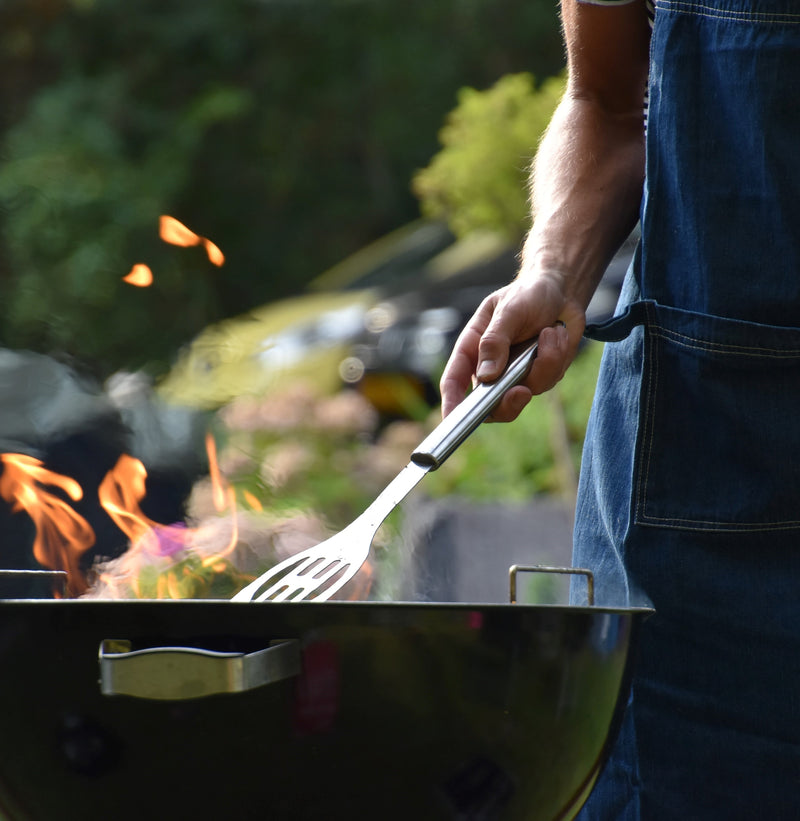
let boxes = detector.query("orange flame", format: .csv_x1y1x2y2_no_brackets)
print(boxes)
97,454,162,547
243,490,263,512
205,432,227,513
91,436,237,596
204,239,225,267
199,431,238,568
122,216,223,291
159,215,225,266
0,454,95,596
0,434,379,602
122,264,154,288
0,431,245,599
159,215,201,247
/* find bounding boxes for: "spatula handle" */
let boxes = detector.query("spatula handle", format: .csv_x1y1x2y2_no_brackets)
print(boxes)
410,340,539,470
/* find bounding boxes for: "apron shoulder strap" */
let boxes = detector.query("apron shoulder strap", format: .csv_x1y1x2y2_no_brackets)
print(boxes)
585,300,653,343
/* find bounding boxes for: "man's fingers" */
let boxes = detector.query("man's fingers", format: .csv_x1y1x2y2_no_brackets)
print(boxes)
485,385,533,423
475,331,513,382
439,329,483,417
526,323,570,394
439,298,500,416
486,323,573,422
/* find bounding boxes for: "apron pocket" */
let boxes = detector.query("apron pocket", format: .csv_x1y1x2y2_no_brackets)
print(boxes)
630,302,800,532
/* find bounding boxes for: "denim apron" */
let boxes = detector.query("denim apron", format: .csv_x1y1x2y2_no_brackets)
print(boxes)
572,1,800,818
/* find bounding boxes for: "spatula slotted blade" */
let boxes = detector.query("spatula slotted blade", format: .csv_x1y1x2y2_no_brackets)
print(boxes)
232,463,430,602
232,341,540,603
232,530,361,602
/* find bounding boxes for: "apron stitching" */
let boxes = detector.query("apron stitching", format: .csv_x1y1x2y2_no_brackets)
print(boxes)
637,324,660,525
656,0,800,24
651,325,800,358
639,516,800,530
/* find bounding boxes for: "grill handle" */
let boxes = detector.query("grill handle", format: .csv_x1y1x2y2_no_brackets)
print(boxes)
509,565,595,606
99,639,300,701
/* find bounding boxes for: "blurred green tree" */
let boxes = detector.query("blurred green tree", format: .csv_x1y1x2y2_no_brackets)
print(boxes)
412,71,566,243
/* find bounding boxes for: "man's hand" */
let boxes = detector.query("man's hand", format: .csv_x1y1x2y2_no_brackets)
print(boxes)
439,274,585,421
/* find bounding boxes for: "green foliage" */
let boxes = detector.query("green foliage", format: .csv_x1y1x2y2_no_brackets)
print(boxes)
413,72,566,242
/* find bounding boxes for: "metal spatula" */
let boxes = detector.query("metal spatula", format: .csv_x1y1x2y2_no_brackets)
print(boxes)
232,340,539,603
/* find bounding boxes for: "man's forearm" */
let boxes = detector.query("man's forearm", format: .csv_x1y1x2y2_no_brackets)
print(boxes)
520,92,646,313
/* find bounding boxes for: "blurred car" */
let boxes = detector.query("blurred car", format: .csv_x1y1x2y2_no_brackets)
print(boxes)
340,229,638,418
158,216,634,416
157,219,456,409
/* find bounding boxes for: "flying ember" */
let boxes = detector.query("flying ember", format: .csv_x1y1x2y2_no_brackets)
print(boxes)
122,216,225,289
159,215,225,266
122,263,154,288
